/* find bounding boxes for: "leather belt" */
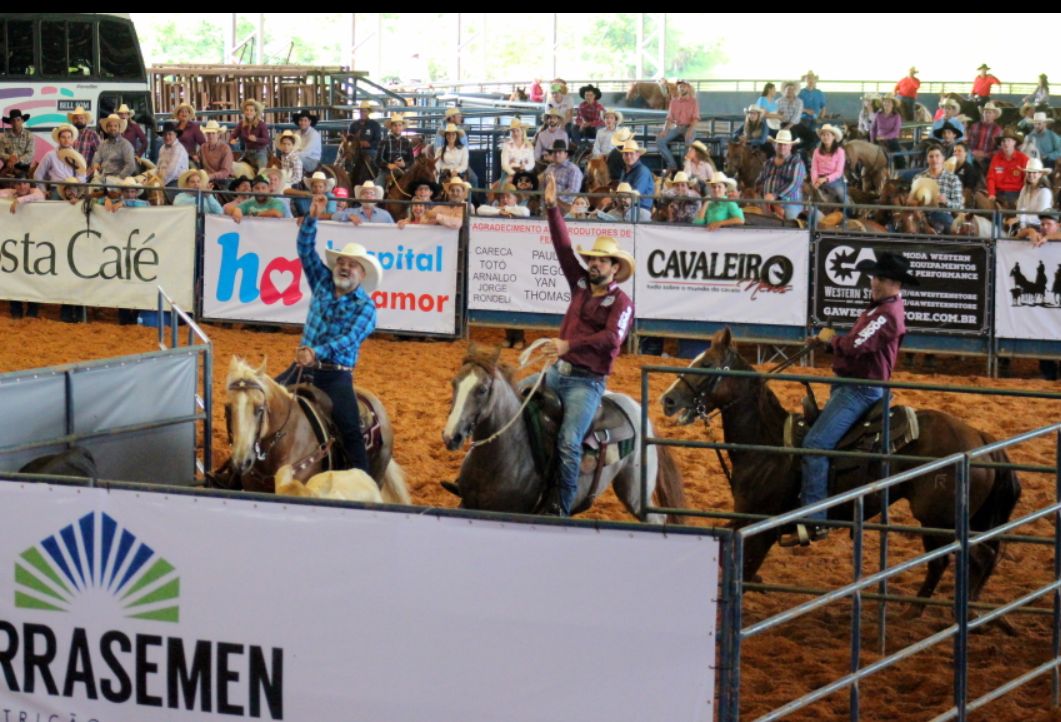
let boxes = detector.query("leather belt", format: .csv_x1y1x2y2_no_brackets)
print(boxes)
556,360,603,380
315,362,353,372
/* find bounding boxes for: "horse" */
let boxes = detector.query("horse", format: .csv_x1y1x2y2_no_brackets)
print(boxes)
624,80,676,110
844,139,889,195
724,139,765,193
274,464,383,503
18,447,98,478
509,86,528,102
383,152,438,220
222,357,410,504
441,344,687,523
337,134,378,189
659,327,1022,620
951,212,993,238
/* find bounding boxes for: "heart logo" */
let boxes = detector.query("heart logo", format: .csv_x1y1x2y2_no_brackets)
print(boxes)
260,256,303,306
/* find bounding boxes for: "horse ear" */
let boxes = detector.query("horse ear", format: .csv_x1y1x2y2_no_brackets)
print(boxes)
490,345,502,364
255,356,268,375
715,327,733,349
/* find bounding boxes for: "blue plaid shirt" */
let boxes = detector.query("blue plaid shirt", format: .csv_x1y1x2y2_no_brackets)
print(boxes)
298,218,377,367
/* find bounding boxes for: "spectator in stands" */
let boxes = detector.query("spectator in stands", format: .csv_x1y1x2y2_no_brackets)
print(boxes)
3,170,43,319
377,112,415,187
932,120,963,158
605,127,633,181
512,171,540,216
529,79,545,104
433,107,465,150
1016,211,1061,247
592,109,623,159
858,94,881,137
349,100,384,159
1010,158,1053,232
756,82,781,135
894,67,920,120
436,123,469,181
798,71,827,131
565,195,591,220
972,64,1001,107
756,129,805,221
60,177,85,204
222,175,253,215
293,110,322,174
662,171,701,223
1024,74,1051,109
412,178,441,202
543,80,574,138
777,81,804,129
1024,113,1061,167
293,170,332,218
915,145,963,233
173,102,206,164
574,84,605,144
543,139,583,210
94,114,137,179
683,140,717,187
67,107,101,168
656,79,699,174
116,104,148,158
950,142,982,192
157,122,189,189
595,182,651,222
618,138,655,212
334,181,393,224
736,106,771,152
499,118,535,186
433,177,473,229
477,183,531,218
173,169,223,214
105,178,149,212
1016,104,1036,136
230,98,271,171
274,130,303,188
200,121,234,187
966,102,1003,169
330,187,350,214
2,110,34,169
227,175,286,221
987,129,1029,206
694,171,745,230
811,124,847,205
397,201,438,229
534,109,570,163
35,124,86,192
871,96,905,169
931,98,965,139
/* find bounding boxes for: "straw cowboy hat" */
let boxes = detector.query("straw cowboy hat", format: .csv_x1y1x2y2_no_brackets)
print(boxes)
1022,158,1048,173
575,236,635,283
443,122,465,136
856,252,919,286
910,177,940,206
444,107,463,120
909,67,919,75
543,107,565,121
307,170,336,193
178,169,210,189
201,119,224,134
386,112,408,128
324,242,384,292
665,171,693,186
101,114,123,130
358,100,376,111
769,129,800,145
174,102,196,117
274,129,302,152
603,108,624,124
507,117,530,132
818,123,844,141
614,182,639,197
242,98,265,115
117,177,144,196
116,103,134,116
998,127,1024,144
443,176,472,191
706,170,735,187
802,70,819,82
57,147,87,172
354,180,382,199
981,102,1002,116
689,139,711,159
1032,112,1055,124
66,106,91,123
617,138,645,154
51,123,79,143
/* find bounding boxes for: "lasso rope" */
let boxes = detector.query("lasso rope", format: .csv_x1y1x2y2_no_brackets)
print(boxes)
469,339,555,448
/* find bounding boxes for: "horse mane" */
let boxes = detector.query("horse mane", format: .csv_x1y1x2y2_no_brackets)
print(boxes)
461,346,517,390
226,356,291,401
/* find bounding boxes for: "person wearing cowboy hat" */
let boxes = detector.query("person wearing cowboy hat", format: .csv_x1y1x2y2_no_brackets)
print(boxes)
115,103,148,157
931,120,963,157
543,139,583,209
617,138,655,211
229,98,271,171
811,124,848,206
595,182,650,223
499,118,534,185
274,129,304,188
694,171,744,230
156,121,189,188
781,251,916,547
173,169,224,214
511,171,540,216
0,169,45,319
344,99,382,157
574,84,606,143
657,79,700,172
376,112,415,187
755,129,806,221
200,120,234,186
172,102,206,162
858,93,881,137
1011,157,1053,231
543,82,574,140
966,101,1003,167
987,128,1029,205
430,177,473,230
871,96,905,168
106,177,150,213
335,181,394,224
1,110,34,168
603,126,634,184
272,193,384,474
894,67,921,121
661,171,701,224
226,174,286,222
534,107,571,162
798,71,827,131
776,81,804,129
34,124,86,191
972,64,1001,106
292,109,322,173
1024,112,1061,166
66,106,101,167
591,108,624,159
950,142,983,194
538,173,635,517
913,145,963,232
682,139,717,186
94,114,137,179
736,105,770,149
931,97,966,139
477,183,531,219
436,122,469,182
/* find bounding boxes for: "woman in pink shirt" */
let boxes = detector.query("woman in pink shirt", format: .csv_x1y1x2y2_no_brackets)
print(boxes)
811,123,847,206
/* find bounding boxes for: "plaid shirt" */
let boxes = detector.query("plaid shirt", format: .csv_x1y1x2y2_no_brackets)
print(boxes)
377,133,414,167
298,218,376,367
4,128,35,165
966,121,1001,156
75,128,101,167
757,153,806,200
917,169,963,209
544,159,583,204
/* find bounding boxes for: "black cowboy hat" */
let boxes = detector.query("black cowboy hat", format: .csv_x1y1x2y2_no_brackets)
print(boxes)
512,171,539,190
857,252,919,286
579,84,602,99
160,121,184,136
2,109,29,124
932,120,964,141
411,178,441,197
291,109,319,127
550,139,575,154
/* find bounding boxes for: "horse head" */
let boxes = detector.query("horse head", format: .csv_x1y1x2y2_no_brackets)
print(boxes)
225,356,289,474
660,327,754,425
442,343,509,451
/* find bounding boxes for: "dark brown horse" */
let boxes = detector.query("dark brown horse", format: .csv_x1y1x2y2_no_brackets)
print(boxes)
724,139,766,194
337,134,378,189
383,152,438,220
659,328,1021,618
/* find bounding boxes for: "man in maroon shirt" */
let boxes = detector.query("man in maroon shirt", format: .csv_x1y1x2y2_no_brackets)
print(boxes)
539,174,635,516
782,251,915,546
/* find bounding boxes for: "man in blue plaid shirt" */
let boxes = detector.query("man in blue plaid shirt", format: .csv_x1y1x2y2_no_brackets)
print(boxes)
276,194,383,472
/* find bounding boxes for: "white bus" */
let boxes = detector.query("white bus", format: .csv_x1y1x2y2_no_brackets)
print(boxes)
1,13,151,161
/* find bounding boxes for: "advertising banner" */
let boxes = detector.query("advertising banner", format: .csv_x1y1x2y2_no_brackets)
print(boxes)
467,217,634,313
0,482,720,721
994,239,1061,340
0,201,195,309
635,226,809,326
202,216,459,334
814,236,988,334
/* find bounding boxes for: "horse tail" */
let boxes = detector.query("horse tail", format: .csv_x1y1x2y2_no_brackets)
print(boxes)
969,449,1021,534
653,445,687,525
380,459,412,505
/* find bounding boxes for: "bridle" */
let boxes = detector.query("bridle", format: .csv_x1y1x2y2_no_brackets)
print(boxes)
227,377,295,464
673,347,740,424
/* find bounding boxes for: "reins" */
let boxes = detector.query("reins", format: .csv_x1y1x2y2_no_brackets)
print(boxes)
468,339,555,449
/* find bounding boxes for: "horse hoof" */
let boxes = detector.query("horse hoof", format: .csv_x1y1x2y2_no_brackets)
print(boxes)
901,603,926,620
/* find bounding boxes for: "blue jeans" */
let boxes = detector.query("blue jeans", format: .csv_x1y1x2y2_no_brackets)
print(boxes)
778,198,803,221
926,210,953,234
899,96,916,120
545,364,605,515
657,125,689,170
276,364,368,473
800,383,884,522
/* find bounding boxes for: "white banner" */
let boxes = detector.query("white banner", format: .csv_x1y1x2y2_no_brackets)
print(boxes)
467,217,635,313
0,201,195,309
0,482,719,722
635,226,810,325
202,216,459,334
994,240,1061,341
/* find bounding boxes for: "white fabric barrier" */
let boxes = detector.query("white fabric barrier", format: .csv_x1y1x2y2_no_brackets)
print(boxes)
994,240,1061,341
0,482,720,721
202,216,459,334
0,201,195,309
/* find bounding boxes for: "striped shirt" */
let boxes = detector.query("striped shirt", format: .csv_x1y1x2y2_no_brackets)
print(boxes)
297,218,377,368
757,154,806,200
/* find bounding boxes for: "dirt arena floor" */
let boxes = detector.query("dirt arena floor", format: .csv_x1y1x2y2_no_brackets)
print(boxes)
2,310,1060,721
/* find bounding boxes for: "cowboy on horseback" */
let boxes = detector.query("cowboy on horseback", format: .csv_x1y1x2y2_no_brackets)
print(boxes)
274,194,385,473
782,251,916,546
538,174,635,516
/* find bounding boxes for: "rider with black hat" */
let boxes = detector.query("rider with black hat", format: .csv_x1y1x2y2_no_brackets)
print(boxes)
292,109,322,173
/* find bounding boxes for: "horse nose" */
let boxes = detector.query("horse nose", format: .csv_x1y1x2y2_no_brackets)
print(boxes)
661,394,676,415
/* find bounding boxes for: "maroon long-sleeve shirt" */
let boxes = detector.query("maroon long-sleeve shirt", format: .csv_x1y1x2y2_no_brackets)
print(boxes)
547,206,634,376
830,294,906,381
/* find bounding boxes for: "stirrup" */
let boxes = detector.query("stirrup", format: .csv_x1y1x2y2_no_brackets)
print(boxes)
779,523,828,547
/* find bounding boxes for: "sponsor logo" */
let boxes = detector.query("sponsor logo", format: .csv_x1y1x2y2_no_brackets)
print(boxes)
824,245,876,287
56,100,93,112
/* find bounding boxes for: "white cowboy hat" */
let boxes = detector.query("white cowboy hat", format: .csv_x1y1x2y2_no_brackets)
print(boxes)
116,103,134,115
603,108,624,124
117,177,144,196
101,113,122,129
611,127,634,145
51,123,79,143
769,129,800,145
665,171,692,185
575,236,635,283
443,176,472,190
66,106,92,123
174,102,196,117
274,129,302,152
615,182,639,196
178,168,210,189
744,105,765,115
818,123,844,142
324,242,384,292
1022,158,1048,173
982,102,1002,115
617,138,644,154
242,98,265,115
354,180,382,199
308,170,336,193
543,107,565,121
1032,112,1055,124
201,119,224,134
910,177,940,206
689,139,711,158
706,170,733,186
57,147,87,172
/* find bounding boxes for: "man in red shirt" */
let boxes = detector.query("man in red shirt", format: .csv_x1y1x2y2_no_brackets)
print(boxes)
972,64,1002,107
894,66,920,120
539,174,635,516
987,128,1028,206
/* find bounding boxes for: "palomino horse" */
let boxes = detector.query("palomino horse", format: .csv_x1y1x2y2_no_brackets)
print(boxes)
624,80,676,110
441,344,686,522
223,358,410,504
383,153,438,219
724,139,765,194
659,328,1021,620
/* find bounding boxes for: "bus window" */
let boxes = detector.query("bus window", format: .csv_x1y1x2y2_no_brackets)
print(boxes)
99,92,152,127
41,21,66,77
7,20,35,77
99,19,142,80
68,21,94,77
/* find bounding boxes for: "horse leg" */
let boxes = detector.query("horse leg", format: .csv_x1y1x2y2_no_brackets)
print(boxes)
966,541,1017,636
902,533,950,619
